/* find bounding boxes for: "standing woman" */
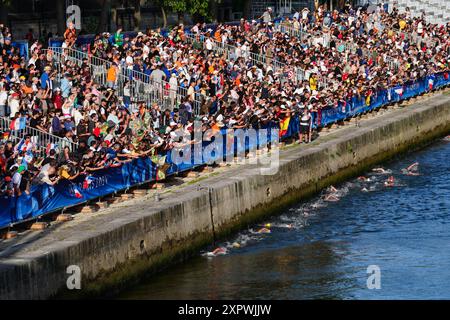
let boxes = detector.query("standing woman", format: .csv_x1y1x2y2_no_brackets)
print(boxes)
299,107,312,144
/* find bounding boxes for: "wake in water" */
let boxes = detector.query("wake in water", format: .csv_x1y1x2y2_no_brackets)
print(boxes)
202,163,419,258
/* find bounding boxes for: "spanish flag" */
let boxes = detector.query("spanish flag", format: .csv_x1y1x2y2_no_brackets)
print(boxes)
279,116,291,138
365,94,371,106
365,90,372,106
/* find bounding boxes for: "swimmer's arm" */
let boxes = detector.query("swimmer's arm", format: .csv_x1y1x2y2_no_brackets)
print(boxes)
406,162,419,171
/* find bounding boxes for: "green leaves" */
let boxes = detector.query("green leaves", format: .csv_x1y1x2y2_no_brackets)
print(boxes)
165,0,187,13
0,0,12,6
188,0,209,17
157,0,212,18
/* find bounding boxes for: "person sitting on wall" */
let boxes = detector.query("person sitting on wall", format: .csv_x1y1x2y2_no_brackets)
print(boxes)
63,22,77,48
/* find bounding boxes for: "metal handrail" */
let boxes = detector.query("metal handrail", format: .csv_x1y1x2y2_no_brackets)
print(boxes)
185,33,303,83
0,116,77,157
276,21,310,40
47,47,203,114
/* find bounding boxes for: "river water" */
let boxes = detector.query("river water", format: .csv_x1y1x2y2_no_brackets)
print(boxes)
118,138,450,300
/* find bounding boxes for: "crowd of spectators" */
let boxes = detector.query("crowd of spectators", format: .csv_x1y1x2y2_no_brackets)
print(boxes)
0,4,449,198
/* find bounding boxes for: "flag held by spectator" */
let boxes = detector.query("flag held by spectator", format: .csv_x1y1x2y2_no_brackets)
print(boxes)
156,163,170,181
279,116,291,137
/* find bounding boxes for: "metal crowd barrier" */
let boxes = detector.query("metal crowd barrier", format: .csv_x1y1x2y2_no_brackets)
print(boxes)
276,22,310,40
0,117,77,157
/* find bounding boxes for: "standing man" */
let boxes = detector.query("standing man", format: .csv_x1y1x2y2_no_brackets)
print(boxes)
299,107,312,144
0,84,7,117
106,62,118,89
260,7,273,25
40,66,51,90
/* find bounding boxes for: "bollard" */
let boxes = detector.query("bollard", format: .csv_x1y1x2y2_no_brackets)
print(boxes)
96,201,109,209
5,231,18,239
151,183,165,190
80,205,99,214
30,222,49,231
187,171,200,178
201,166,214,173
56,214,73,222
120,193,134,200
133,189,149,196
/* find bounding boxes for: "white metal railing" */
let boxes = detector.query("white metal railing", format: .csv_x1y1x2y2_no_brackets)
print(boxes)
276,22,310,40
47,47,203,114
0,117,77,157
185,33,305,84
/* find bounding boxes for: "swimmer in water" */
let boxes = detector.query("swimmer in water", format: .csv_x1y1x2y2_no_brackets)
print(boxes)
324,194,340,202
361,187,369,192
257,227,271,234
357,176,368,181
324,185,340,201
372,167,389,174
384,176,395,187
329,185,338,193
210,247,227,256
232,242,241,248
402,162,420,176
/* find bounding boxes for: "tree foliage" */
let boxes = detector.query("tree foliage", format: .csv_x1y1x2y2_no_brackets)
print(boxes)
156,0,212,19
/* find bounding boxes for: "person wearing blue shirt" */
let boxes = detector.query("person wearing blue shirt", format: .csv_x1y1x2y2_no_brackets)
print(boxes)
40,66,51,89
60,73,72,98
162,65,171,79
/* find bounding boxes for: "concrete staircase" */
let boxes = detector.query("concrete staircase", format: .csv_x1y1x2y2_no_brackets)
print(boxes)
393,0,450,25
250,0,313,19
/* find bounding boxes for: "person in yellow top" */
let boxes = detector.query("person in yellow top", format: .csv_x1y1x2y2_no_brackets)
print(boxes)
399,19,407,30
106,62,118,88
309,74,317,91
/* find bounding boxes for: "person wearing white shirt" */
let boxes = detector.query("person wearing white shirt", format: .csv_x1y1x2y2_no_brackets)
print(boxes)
168,74,178,107
302,8,309,21
235,43,242,59
8,93,20,118
417,21,423,36
73,108,83,126
125,52,134,70
0,86,7,117
143,44,150,60
205,38,213,51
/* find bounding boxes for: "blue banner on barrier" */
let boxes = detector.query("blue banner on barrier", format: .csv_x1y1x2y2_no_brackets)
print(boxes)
318,73,449,127
0,157,158,227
